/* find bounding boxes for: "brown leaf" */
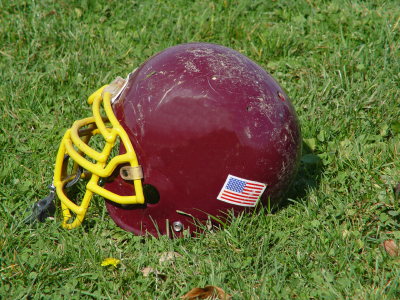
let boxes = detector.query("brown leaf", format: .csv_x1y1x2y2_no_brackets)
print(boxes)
384,239,399,256
141,266,155,277
47,10,56,17
159,251,182,264
140,266,167,281
182,286,231,300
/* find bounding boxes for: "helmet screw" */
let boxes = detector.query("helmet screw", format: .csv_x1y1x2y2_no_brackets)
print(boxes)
173,221,183,232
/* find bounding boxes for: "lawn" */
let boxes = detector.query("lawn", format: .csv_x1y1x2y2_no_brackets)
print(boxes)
1,0,400,299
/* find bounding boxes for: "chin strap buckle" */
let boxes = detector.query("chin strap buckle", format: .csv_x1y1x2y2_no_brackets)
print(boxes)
24,154,85,225
120,165,143,180
24,184,56,224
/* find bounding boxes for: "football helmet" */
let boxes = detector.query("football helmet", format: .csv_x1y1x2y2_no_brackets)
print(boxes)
51,43,302,236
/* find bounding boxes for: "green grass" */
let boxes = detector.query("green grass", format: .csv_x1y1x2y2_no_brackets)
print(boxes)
1,0,400,298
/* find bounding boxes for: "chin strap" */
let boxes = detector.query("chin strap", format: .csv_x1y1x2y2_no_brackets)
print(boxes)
24,184,56,224
24,155,83,225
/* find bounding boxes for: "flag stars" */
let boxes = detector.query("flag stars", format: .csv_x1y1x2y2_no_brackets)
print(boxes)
226,178,246,193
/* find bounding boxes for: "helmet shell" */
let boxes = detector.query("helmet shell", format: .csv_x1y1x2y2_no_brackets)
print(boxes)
105,43,301,236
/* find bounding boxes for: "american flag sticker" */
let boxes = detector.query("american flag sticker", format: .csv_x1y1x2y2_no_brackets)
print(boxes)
217,175,267,207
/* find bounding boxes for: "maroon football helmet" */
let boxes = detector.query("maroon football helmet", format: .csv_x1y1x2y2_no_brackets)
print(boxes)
104,43,302,236
50,42,301,236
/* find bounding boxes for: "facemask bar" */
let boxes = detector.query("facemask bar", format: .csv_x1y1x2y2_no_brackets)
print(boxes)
53,86,144,229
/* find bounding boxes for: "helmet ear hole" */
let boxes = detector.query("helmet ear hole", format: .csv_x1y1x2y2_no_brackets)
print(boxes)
143,184,160,205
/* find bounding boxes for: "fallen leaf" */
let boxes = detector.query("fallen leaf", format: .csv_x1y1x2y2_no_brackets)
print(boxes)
384,240,399,256
182,286,231,300
141,266,155,277
101,257,120,267
141,266,168,281
47,10,56,16
159,251,182,264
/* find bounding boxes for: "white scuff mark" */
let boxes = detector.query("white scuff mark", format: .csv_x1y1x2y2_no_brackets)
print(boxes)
280,161,286,177
156,86,174,110
137,103,144,120
189,48,214,57
148,96,151,102
185,61,200,72
244,127,251,139
141,125,145,137
207,79,220,95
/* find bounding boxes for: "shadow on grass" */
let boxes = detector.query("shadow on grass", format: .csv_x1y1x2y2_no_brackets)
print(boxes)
278,141,326,210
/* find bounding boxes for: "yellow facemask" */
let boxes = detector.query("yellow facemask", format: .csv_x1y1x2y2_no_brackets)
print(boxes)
53,81,144,229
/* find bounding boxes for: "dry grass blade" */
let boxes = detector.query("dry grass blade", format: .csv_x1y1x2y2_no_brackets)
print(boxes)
394,183,400,201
